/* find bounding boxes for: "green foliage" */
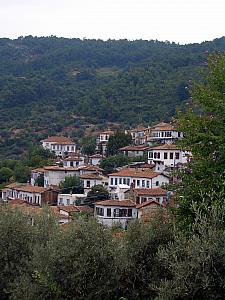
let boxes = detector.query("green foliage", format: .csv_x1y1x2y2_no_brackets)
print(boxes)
175,53,225,229
0,167,13,184
85,184,109,206
0,36,224,159
100,154,131,173
157,204,225,300
106,131,132,156
59,175,84,194
80,136,96,155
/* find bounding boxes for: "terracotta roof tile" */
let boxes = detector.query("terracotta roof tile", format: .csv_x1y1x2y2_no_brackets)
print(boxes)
95,199,136,207
119,145,149,151
109,168,163,179
41,136,75,145
132,188,167,196
149,143,181,151
136,200,165,209
151,122,175,131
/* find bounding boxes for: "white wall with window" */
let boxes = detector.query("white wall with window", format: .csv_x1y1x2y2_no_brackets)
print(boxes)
94,200,137,228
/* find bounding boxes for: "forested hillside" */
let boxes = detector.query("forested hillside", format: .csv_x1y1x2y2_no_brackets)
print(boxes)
0,36,225,158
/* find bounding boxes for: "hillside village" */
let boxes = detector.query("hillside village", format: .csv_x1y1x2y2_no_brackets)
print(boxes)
0,121,190,228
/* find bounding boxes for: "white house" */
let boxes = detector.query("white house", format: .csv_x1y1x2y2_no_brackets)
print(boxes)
94,199,137,228
57,193,87,206
96,130,115,154
30,168,45,186
147,122,183,145
79,173,108,192
124,187,168,205
43,166,81,187
2,184,58,206
148,143,190,171
63,155,85,167
43,165,103,188
41,136,76,157
89,154,103,166
129,126,148,145
108,168,169,192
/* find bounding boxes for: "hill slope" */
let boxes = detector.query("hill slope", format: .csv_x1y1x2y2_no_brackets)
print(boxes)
0,36,224,158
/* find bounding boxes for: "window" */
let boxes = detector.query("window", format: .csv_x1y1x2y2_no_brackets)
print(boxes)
67,146,70,151
119,178,122,184
87,180,91,188
114,208,119,217
141,197,147,203
137,180,140,187
107,208,111,217
59,198,63,205
71,146,74,151
175,152,180,159
157,152,160,159
154,152,157,159
146,180,150,188
128,209,132,217
110,178,114,185
67,199,70,205
170,152,174,159
156,181,159,186
164,152,168,159
52,145,55,150
142,180,145,187
115,178,118,185
76,161,79,166
149,152,153,158
127,178,130,186
70,161,74,167
96,207,104,216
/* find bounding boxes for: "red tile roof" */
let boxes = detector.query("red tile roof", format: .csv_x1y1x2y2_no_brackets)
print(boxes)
44,166,80,171
109,168,163,179
119,145,149,151
95,199,136,207
136,200,165,209
14,185,48,193
149,143,181,151
132,188,167,196
151,122,175,131
41,136,75,145
79,174,103,180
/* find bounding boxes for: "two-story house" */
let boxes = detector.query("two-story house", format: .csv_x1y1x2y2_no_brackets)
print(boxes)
94,199,137,228
148,143,190,171
108,168,169,199
41,136,76,157
147,122,183,145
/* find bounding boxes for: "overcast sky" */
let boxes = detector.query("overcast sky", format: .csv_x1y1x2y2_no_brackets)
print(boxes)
0,0,224,44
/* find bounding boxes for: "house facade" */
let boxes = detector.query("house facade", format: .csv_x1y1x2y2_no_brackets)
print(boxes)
94,199,137,228
125,188,168,204
148,143,190,171
108,168,169,191
147,122,183,145
57,193,87,206
2,184,58,206
41,136,76,157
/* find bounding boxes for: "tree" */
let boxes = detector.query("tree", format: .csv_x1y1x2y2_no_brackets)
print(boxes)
100,155,131,174
106,131,132,156
157,204,225,300
0,167,13,184
81,136,96,156
59,176,84,194
175,53,225,229
85,184,109,206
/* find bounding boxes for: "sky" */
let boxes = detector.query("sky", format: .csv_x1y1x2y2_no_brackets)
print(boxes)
0,0,224,44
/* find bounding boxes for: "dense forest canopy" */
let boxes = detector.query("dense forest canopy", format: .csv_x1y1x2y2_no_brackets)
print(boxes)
0,36,225,158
